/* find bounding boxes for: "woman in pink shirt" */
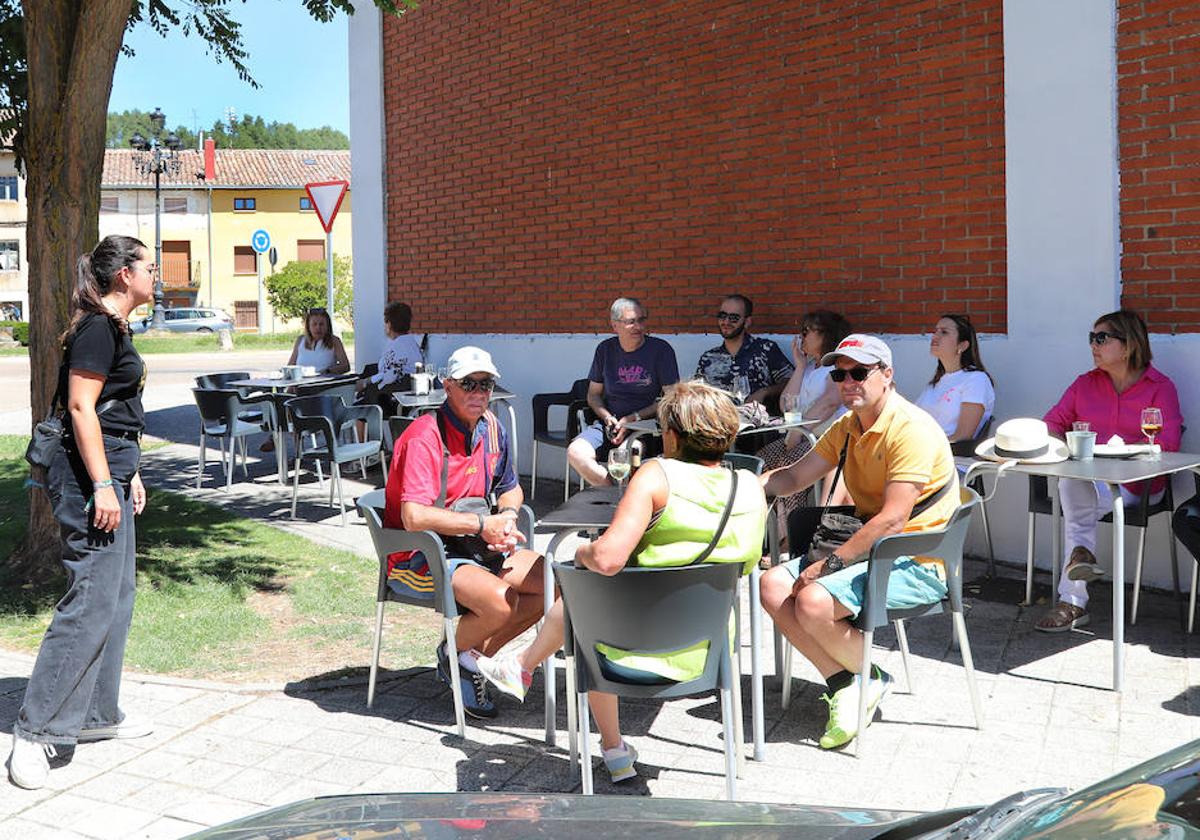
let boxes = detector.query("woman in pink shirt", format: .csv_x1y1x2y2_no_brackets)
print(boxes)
1036,309,1183,632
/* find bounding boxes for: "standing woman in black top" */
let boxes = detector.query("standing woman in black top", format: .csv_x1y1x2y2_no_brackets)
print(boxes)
8,235,155,790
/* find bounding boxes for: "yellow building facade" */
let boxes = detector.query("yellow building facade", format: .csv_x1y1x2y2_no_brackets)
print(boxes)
101,148,352,332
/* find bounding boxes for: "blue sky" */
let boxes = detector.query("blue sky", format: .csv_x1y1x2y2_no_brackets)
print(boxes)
110,2,351,136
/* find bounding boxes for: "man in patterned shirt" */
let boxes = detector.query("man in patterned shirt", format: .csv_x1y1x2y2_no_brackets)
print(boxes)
695,294,793,406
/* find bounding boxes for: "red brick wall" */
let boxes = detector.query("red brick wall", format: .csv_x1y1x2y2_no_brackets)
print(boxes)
1118,0,1200,333
383,1,1006,335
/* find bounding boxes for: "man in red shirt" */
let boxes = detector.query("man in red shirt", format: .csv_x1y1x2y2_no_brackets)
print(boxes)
385,346,543,718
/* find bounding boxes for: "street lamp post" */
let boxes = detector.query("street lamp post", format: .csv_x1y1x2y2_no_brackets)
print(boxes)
129,107,183,330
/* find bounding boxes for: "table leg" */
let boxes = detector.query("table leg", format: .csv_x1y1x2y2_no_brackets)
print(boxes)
1051,477,1062,600
1110,482,1125,692
543,530,569,746
749,567,765,762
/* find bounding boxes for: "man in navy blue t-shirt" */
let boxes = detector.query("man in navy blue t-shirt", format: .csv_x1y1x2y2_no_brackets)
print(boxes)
567,297,680,486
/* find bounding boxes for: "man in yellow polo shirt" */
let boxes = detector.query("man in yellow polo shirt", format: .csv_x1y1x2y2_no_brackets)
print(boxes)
761,333,958,750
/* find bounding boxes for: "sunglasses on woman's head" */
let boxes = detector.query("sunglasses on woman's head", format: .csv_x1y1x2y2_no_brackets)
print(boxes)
1089,331,1124,346
829,365,879,383
456,376,496,393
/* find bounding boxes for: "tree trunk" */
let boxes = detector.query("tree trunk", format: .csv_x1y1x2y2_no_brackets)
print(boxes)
7,0,133,580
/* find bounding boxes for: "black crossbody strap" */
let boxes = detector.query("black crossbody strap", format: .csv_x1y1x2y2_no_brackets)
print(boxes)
688,464,739,566
820,430,950,521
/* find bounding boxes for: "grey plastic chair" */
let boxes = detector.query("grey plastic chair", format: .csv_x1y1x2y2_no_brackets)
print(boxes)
554,561,741,799
192,387,279,489
779,487,985,757
287,394,386,525
356,489,539,739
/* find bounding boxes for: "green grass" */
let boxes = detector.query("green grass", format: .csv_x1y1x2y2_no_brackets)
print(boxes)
0,433,437,681
0,331,354,356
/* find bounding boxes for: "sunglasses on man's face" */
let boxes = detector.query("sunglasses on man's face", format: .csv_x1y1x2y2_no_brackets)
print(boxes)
1089,331,1125,346
615,316,647,327
716,311,743,323
829,365,879,383
456,376,496,393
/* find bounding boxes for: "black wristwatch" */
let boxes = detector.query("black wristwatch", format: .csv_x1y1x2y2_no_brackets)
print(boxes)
824,553,845,573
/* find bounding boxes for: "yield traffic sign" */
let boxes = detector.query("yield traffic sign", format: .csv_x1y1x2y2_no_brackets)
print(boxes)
305,180,349,234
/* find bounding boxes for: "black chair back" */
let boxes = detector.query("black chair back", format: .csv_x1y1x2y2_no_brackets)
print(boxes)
195,372,252,391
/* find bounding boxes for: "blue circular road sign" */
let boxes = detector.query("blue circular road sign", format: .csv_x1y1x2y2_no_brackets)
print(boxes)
251,229,271,254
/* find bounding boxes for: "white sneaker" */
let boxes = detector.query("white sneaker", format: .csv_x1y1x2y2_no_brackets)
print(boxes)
602,739,639,783
78,713,154,743
476,651,530,701
8,730,53,790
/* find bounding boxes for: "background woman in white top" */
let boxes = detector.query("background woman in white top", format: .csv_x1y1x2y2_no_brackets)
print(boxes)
357,301,422,410
758,309,852,517
287,307,349,375
914,313,994,443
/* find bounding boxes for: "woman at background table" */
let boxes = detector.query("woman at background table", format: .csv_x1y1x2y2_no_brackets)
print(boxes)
914,314,994,444
1036,309,1183,633
286,307,349,375
474,381,766,783
356,301,422,411
757,309,852,516
8,236,155,790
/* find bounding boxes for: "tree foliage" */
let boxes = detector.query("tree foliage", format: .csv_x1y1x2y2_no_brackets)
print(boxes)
265,255,354,323
106,110,350,150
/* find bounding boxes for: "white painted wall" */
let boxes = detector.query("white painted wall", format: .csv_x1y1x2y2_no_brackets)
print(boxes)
348,4,388,364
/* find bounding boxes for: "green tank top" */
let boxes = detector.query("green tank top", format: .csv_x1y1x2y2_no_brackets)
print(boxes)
632,458,767,574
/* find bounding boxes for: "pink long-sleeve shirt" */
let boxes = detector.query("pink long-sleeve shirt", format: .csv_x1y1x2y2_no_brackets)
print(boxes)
1043,365,1183,494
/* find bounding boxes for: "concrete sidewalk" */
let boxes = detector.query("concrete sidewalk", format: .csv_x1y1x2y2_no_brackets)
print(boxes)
2,439,1199,838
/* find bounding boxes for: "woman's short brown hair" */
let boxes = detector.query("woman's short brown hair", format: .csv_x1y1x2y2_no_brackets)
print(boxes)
1095,309,1152,371
656,380,740,462
800,310,853,357
384,301,412,334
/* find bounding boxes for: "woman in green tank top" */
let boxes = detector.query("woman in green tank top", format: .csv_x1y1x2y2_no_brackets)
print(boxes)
477,381,767,783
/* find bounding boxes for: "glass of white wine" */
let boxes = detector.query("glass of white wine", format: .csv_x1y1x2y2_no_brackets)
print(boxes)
732,374,750,404
607,446,631,490
1141,407,1162,459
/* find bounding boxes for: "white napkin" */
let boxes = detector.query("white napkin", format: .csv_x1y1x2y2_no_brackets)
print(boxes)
1107,435,1125,446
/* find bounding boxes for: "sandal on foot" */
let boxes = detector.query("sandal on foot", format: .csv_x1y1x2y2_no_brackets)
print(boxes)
1035,601,1090,633
1065,546,1104,582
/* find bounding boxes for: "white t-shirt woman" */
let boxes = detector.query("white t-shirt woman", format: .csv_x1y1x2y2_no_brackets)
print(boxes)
371,333,422,387
915,369,995,439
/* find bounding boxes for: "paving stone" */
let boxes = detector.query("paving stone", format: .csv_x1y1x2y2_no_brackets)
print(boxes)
66,800,159,840
163,794,263,828
130,816,208,840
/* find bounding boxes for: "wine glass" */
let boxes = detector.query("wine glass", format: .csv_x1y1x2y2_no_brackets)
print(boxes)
607,446,631,490
732,374,750,405
1141,407,1163,458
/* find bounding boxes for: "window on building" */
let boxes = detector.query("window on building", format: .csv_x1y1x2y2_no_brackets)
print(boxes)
0,176,17,202
299,197,312,211
0,241,17,271
233,197,256,212
163,197,188,214
99,195,119,213
233,246,257,275
297,240,325,262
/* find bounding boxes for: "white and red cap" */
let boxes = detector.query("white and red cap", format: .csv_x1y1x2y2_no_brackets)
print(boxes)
446,346,501,379
821,334,893,368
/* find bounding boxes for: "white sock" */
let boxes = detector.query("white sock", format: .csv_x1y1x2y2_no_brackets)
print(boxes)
458,649,481,673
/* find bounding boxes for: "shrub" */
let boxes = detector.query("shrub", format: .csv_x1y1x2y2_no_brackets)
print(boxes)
264,255,353,324
0,321,28,345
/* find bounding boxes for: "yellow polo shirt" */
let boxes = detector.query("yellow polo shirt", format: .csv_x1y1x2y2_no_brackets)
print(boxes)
814,390,959,533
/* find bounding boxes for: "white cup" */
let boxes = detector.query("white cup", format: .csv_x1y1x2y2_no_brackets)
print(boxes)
1066,430,1096,460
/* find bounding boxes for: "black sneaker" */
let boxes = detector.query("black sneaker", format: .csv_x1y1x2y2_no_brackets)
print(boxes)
436,641,497,719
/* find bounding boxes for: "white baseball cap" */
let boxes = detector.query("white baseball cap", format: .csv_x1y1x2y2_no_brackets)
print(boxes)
821,333,893,368
446,346,501,380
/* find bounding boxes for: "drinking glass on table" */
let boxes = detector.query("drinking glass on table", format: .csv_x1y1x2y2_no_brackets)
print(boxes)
732,374,750,404
607,446,631,490
1141,407,1163,458
782,393,803,423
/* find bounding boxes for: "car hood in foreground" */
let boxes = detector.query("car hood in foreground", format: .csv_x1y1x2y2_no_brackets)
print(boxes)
182,791,965,839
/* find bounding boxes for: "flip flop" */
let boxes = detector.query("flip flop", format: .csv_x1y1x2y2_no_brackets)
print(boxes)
1035,602,1090,633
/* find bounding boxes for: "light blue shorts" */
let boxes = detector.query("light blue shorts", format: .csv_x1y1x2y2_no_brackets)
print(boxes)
781,555,948,619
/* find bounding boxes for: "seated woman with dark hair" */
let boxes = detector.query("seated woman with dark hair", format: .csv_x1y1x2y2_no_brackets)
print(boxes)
475,381,766,784
287,307,350,375
914,313,995,443
758,309,852,516
1036,309,1183,633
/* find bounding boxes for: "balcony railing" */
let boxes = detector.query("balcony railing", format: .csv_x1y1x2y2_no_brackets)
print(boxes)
161,259,202,290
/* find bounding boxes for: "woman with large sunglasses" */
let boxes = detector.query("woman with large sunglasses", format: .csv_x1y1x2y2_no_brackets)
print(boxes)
914,314,994,443
1035,309,1183,633
757,310,852,518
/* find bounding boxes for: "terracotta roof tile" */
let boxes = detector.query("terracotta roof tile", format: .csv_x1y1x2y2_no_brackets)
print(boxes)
102,149,351,189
